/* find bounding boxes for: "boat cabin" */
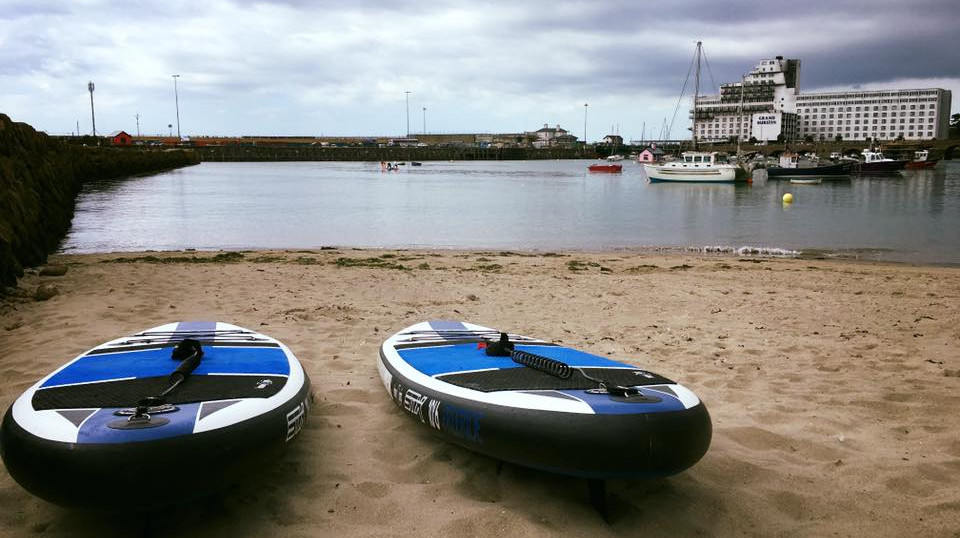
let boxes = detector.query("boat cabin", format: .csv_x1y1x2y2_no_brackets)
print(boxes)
913,150,929,162
861,150,890,163
674,152,722,168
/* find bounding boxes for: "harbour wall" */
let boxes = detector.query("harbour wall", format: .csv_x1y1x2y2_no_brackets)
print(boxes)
0,114,200,287
193,145,595,162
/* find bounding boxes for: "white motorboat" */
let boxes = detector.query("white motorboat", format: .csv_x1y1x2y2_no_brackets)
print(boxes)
643,152,738,183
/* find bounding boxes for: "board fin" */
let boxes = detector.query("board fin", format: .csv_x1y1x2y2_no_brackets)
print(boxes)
587,478,609,523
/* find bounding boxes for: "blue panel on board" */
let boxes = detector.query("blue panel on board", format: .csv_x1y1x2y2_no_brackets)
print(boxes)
77,404,201,444
428,320,468,332
42,347,290,388
398,343,631,377
175,321,219,332
559,389,686,415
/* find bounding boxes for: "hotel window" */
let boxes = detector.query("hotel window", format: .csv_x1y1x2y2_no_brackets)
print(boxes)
910,105,916,109
919,104,925,109
928,131,933,137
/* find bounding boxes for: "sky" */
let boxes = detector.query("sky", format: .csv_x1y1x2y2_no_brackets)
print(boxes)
1,0,958,142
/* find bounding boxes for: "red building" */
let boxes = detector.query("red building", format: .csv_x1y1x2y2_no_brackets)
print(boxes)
109,131,133,146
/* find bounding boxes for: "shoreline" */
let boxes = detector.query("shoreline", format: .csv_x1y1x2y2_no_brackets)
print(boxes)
52,245,960,270
2,249,958,536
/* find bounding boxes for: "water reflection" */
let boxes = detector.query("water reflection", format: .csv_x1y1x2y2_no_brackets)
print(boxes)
62,159,960,264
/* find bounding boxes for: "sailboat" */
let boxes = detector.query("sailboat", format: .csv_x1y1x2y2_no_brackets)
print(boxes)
643,41,739,183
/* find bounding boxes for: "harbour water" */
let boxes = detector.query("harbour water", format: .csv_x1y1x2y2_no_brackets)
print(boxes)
62,159,960,265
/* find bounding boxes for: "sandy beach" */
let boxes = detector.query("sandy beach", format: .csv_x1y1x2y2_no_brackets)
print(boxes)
1,249,958,537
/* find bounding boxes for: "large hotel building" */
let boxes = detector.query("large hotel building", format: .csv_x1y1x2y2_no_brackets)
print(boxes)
694,56,952,143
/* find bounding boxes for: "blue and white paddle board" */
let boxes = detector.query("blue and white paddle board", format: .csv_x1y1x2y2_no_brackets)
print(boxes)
379,321,711,479
0,321,311,509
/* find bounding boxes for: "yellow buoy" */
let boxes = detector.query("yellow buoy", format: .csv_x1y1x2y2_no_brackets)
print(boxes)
782,193,794,203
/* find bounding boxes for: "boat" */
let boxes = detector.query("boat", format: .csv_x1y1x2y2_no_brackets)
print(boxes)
643,152,738,182
766,151,854,179
905,150,938,170
411,161,423,167
858,149,907,173
588,163,623,173
0,322,311,510
643,42,741,183
605,154,624,162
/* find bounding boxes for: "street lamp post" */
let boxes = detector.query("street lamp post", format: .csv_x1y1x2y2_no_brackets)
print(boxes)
422,107,426,134
405,91,411,138
583,103,588,145
172,74,181,140
88,81,96,136
135,113,140,137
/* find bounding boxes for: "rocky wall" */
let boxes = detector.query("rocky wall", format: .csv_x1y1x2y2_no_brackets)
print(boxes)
0,114,199,287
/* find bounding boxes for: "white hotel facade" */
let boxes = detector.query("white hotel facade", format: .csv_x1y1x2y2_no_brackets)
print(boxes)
694,56,952,143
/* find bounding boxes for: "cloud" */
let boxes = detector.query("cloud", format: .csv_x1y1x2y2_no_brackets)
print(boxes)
1,0,956,140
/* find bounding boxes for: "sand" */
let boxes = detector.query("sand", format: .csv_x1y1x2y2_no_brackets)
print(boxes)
1,249,958,537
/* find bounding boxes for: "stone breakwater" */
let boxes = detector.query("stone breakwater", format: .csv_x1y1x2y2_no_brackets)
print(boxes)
0,113,199,287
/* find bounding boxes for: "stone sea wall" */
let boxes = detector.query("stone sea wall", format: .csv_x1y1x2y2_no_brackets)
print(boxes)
0,113,199,287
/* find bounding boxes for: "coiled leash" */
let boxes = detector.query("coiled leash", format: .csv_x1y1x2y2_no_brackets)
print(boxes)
481,332,648,398
109,339,204,428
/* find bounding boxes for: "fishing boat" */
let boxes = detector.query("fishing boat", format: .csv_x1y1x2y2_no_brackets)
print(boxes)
766,151,854,179
904,150,938,170
588,163,623,173
643,42,740,183
858,149,906,173
643,152,737,182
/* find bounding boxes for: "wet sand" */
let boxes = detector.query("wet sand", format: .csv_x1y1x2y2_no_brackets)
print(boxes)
1,249,958,537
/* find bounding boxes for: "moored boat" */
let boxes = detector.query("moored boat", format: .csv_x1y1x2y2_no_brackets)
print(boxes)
767,151,854,179
588,163,623,173
858,149,907,173
643,152,738,183
904,150,938,170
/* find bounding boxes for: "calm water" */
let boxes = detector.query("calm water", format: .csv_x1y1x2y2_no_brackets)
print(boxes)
62,159,960,264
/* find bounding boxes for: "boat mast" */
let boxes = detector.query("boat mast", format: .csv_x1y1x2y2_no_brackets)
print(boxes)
736,74,745,156
692,41,702,151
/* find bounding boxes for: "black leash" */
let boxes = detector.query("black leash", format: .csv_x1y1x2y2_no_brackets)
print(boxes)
124,339,204,423
483,332,644,398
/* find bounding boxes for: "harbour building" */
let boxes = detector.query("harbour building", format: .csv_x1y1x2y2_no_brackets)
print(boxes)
694,56,952,143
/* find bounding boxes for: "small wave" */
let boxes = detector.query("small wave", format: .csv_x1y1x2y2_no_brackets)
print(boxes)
642,245,802,258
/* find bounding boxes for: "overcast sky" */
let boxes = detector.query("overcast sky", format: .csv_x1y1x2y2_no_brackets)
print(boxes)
2,0,957,141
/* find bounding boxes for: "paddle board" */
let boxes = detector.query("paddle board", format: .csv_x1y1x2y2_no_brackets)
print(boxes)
0,321,311,509
379,321,711,479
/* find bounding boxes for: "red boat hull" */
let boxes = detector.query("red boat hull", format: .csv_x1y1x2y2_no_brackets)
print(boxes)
905,160,938,170
588,164,622,173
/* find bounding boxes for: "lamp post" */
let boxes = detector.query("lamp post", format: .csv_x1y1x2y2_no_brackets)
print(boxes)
405,91,411,138
422,107,427,134
583,103,588,145
172,74,181,139
88,81,96,136
135,113,140,137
